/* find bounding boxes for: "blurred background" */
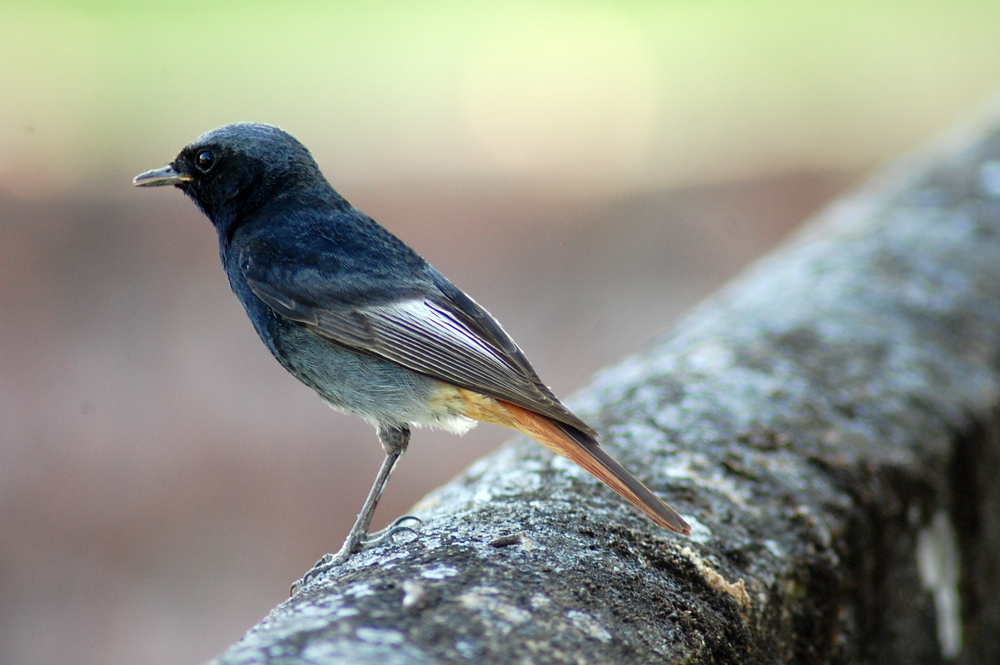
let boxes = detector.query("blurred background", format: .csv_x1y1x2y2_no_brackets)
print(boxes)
2,2,1000,664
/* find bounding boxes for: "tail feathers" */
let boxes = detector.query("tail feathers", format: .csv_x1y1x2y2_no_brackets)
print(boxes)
500,400,691,535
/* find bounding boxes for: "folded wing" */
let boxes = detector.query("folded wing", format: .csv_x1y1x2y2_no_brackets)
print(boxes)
240,242,595,435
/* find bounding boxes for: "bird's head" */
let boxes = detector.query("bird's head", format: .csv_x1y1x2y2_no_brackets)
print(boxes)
134,123,327,239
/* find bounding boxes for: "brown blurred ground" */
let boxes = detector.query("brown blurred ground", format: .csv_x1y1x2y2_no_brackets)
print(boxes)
0,170,854,665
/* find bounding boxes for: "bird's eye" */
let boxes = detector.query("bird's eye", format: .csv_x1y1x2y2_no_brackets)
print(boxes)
194,149,217,173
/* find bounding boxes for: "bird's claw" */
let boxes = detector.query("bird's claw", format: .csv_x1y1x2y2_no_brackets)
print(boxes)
362,515,422,547
390,515,423,528
289,516,424,595
289,549,350,595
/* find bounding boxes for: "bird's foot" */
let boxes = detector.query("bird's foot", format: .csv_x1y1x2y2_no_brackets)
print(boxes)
289,515,423,595
290,548,351,595
368,514,422,543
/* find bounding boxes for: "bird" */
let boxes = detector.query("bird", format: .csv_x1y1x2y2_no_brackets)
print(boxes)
133,122,690,589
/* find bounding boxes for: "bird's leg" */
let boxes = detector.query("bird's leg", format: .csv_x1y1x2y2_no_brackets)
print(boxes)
340,424,417,550
291,425,410,593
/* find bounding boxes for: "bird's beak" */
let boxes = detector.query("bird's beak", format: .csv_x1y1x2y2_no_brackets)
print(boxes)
132,164,193,187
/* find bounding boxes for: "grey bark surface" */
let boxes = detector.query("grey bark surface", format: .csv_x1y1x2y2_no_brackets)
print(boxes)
211,99,1000,665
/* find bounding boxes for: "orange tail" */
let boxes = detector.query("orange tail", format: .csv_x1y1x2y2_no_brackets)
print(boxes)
496,399,690,535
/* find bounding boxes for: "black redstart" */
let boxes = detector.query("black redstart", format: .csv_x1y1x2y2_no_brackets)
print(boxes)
134,123,689,589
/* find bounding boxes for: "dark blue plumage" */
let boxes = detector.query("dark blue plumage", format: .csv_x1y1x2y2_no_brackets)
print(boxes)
134,122,689,591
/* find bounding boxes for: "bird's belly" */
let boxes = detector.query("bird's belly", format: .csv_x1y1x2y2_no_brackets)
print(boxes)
267,323,476,433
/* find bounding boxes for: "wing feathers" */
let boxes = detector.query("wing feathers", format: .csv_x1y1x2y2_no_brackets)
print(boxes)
246,267,594,433
312,299,582,425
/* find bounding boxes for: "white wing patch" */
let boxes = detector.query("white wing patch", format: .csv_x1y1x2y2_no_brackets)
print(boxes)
366,299,511,369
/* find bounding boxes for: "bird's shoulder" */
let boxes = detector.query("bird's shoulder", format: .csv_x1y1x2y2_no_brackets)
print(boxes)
228,197,435,308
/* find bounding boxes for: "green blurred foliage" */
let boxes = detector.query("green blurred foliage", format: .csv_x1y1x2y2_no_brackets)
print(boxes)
3,1,1000,197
